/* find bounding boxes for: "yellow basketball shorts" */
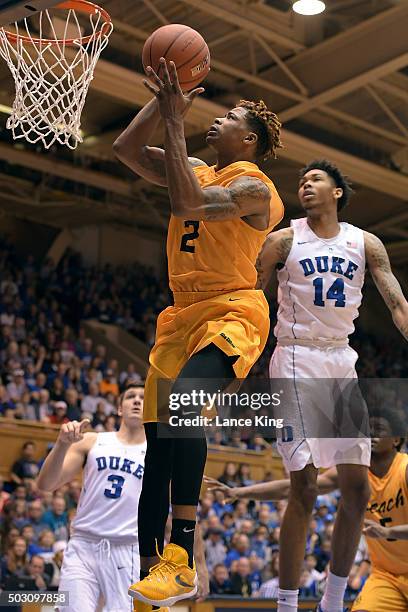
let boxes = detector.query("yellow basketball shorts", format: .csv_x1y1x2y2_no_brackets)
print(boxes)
143,289,270,422
352,569,408,612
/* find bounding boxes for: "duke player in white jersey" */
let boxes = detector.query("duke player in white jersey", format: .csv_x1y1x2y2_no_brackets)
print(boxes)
257,159,408,612
37,384,169,612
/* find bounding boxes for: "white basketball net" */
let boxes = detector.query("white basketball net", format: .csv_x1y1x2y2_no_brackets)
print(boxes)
0,2,113,149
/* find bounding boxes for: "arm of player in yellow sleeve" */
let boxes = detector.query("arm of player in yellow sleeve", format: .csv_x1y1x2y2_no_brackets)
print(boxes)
364,519,408,541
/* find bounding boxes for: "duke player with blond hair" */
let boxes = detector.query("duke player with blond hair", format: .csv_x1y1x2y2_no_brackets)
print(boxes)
257,159,408,612
37,384,148,612
37,384,208,612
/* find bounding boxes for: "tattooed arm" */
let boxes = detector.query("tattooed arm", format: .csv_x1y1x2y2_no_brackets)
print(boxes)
256,227,293,290
364,231,408,340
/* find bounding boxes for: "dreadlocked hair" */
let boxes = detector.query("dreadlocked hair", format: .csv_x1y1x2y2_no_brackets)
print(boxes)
237,99,283,160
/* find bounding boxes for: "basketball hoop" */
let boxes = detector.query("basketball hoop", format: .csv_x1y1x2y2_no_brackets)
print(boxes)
0,0,113,149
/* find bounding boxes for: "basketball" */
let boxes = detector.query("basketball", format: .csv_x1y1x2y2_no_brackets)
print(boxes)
142,24,210,91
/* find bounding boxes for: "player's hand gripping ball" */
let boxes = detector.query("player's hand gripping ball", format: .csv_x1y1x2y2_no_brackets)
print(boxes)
142,24,210,92
143,57,205,120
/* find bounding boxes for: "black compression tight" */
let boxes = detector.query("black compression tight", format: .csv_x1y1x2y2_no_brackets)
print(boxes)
138,343,236,558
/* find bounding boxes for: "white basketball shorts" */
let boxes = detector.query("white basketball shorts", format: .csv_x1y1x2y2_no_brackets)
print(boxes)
270,343,371,471
58,536,139,612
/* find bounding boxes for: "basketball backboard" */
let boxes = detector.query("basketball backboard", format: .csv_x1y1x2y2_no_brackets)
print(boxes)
0,0,59,26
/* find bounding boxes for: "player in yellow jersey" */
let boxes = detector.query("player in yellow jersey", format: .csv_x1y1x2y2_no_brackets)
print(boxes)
206,406,408,611
113,57,284,608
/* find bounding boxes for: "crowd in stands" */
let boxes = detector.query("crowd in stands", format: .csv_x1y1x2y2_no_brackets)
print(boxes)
0,235,158,427
1,236,407,429
199,462,370,601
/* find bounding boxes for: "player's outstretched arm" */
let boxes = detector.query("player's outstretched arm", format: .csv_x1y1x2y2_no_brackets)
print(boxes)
256,227,293,290
173,176,277,222
364,231,408,340
204,468,338,501
37,420,95,492
363,519,408,540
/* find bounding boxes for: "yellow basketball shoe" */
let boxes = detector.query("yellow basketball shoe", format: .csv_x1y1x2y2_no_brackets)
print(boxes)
128,543,197,607
132,600,169,612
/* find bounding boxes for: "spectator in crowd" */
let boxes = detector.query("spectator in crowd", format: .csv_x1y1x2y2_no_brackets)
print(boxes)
230,430,248,450
65,481,81,511
238,463,254,487
250,525,269,560
230,557,252,597
0,527,20,556
239,519,254,537
81,382,102,415
210,563,232,595
22,554,50,591
198,492,216,522
345,561,370,600
49,401,69,425
248,552,264,592
247,434,272,452
10,442,39,484
212,489,233,518
0,536,28,584
99,369,119,397
225,534,250,569
37,445,54,471
8,499,28,530
33,389,51,422
233,500,252,530
103,414,118,432
64,389,81,421
304,553,325,586
91,401,108,430
7,370,26,402
21,524,35,551
0,475,10,512
299,568,318,598
258,554,279,598
12,485,28,502
42,496,68,541
48,540,66,589
28,529,55,562
103,392,116,416
119,363,142,388
218,462,241,488
208,429,227,446
205,528,227,573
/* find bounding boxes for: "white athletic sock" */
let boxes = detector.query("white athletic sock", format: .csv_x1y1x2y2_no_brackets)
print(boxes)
320,570,348,612
277,588,299,611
